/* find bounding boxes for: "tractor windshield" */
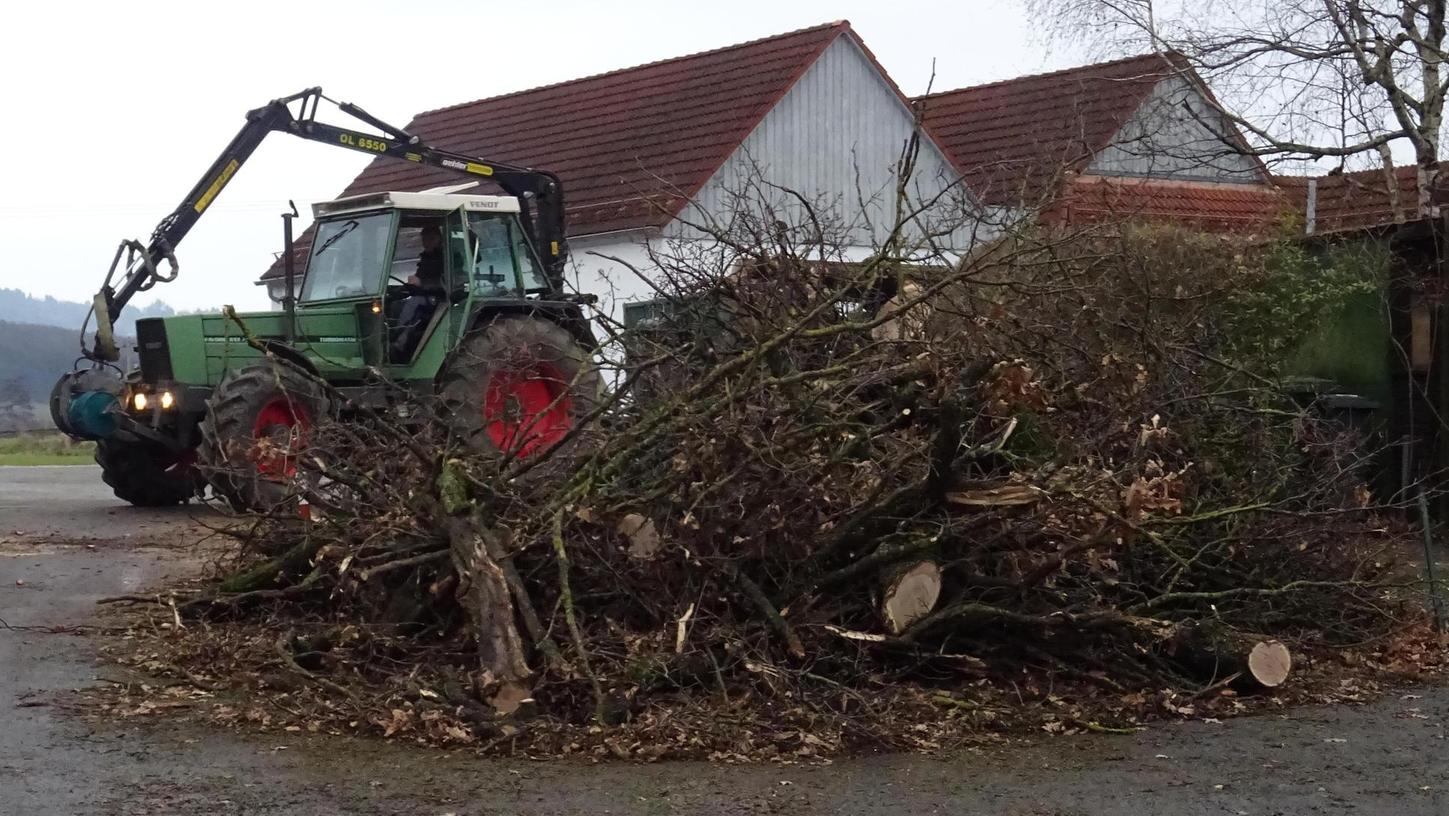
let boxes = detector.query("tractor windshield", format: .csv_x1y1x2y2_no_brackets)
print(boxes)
301,213,393,302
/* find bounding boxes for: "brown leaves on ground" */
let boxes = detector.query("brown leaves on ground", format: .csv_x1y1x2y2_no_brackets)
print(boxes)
79,601,1449,762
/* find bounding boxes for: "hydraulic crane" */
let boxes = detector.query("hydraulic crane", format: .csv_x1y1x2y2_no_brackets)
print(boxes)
87,87,570,361
53,88,602,510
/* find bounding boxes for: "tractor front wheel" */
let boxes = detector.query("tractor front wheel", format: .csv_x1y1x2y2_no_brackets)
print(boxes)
95,440,197,507
199,362,329,511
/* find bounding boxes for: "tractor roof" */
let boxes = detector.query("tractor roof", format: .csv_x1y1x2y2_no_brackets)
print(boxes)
312,191,523,218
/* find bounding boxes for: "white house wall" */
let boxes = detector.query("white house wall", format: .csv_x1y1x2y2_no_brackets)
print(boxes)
1089,75,1264,182
566,230,665,326
671,35,981,251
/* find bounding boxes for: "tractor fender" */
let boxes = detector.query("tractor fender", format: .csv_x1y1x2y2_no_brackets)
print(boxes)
259,341,322,376
467,301,598,352
433,303,597,392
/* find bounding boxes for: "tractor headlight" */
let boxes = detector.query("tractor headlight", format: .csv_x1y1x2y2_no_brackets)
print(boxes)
159,391,175,410
132,392,148,411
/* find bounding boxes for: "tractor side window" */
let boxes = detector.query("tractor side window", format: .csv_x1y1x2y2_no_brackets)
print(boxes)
513,221,549,293
301,213,392,302
466,214,515,296
465,213,550,296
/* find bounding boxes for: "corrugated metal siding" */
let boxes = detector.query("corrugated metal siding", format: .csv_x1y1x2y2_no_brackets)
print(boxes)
1089,76,1263,181
672,36,977,248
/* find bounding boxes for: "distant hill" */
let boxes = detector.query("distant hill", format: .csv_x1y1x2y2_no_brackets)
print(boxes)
0,320,135,433
0,288,176,338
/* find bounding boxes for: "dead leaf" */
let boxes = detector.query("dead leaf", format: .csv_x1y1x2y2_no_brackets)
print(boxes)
489,681,533,717
379,708,413,737
617,513,662,560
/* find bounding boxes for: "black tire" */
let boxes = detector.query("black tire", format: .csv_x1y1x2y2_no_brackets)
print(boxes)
95,440,197,507
199,361,330,511
437,316,602,463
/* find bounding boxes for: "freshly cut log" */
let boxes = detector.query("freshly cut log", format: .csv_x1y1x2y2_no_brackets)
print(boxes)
882,561,942,634
945,482,1040,508
1245,640,1292,688
1167,621,1292,689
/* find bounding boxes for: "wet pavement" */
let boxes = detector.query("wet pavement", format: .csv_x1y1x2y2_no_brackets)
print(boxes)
2,466,1447,815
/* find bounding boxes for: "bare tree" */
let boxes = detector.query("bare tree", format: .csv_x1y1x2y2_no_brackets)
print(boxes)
1030,0,1448,214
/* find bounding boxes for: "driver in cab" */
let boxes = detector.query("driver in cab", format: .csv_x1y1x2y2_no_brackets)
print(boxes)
407,224,445,291
391,225,447,359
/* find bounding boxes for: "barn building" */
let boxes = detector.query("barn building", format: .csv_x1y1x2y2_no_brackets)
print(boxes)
915,53,1286,233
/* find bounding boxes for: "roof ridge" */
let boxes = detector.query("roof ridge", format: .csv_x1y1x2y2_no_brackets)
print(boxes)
661,23,848,221
418,20,851,118
1266,160,1449,188
1074,174,1284,192
834,29,972,178
917,51,1179,100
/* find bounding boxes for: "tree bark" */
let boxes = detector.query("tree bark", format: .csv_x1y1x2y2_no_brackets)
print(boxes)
444,516,532,703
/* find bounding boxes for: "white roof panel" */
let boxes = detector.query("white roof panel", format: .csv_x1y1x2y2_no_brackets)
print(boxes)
313,191,521,217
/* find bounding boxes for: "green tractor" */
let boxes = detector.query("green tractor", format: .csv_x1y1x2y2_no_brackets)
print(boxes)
51,89,600,508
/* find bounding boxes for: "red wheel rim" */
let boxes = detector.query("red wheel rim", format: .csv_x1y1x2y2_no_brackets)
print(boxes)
251,397,311,478
483,362,573,458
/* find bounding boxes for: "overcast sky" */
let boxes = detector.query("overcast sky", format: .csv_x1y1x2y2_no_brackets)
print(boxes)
0,0,1086,314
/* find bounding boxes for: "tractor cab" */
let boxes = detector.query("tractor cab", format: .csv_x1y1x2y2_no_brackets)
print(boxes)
298,191,550,367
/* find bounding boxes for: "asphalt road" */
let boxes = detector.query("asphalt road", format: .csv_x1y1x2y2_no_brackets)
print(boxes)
3,466,1449,815
0,464,210,542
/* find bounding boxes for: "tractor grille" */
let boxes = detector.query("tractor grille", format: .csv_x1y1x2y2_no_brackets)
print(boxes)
135,318,173,383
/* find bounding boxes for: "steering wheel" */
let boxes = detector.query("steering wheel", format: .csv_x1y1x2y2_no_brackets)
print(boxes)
386,275,420,297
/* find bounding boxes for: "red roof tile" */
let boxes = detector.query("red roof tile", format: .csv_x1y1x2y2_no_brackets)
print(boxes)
263,22,850,280
1277,164,1443,234
916,53,1192,206
1048,175,1289,232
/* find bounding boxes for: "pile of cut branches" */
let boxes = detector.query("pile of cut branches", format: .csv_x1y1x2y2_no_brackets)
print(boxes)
126,220,1435,755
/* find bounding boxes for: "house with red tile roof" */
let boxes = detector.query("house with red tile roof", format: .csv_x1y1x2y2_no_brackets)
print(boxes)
261,21,975,317
916,52,1289,233
263,24,1414,317
915,52,1446,240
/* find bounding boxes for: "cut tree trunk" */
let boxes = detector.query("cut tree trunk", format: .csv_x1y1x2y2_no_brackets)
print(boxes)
444,516,532,707
1167,620,1292,689
881,561,942,635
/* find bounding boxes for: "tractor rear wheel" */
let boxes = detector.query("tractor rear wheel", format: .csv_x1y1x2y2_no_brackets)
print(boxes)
95,440,197,507
199,361,330,511
438,316,601,463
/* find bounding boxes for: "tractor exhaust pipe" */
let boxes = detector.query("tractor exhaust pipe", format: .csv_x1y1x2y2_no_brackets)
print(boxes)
282,200,299,342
